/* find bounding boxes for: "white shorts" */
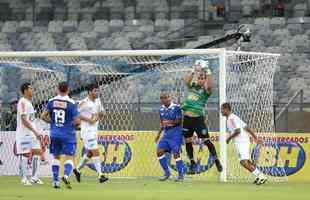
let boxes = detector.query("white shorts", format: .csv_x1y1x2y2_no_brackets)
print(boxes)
234,142,250,161
16,136,41,154
81,133,98,150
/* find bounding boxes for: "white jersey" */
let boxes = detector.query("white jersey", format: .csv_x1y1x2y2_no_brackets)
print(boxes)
226,113,250,143
79,97,103,138
16,97,36,139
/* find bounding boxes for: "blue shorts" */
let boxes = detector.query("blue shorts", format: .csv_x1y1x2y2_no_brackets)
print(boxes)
50,137,76,156
157,136,182,154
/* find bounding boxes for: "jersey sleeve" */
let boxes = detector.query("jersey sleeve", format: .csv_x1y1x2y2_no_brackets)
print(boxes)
158,108,163,121
228,117,241,133
18,100,27,116
228,116,246,133
78,100,87,112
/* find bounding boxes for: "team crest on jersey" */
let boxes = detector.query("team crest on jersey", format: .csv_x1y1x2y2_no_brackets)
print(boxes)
53,101,67,109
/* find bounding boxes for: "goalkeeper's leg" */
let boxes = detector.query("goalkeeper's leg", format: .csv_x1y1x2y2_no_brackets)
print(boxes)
182,118,196,174
195,117,222,172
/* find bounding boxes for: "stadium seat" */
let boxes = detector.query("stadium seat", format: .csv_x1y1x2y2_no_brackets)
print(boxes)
272,29,292,46
270,17,286,30
94,20,110,35
169,19,184,31
81,31,98,50
110,20,124,32
254,17,270,31
48,21,63,33
124,6,135,21
18,21,33,33
241,0,254,17
78,20,94,32
292,35,310,53
63,20,78,33
293,3,307,17
139,25,154,35
286,23,303,35
1,21,18,33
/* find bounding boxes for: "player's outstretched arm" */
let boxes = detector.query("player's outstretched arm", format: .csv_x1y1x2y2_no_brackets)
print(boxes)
226,128,240,144
21,114,41,140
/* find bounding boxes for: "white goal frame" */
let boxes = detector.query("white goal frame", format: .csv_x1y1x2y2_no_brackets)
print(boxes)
0,49,280,182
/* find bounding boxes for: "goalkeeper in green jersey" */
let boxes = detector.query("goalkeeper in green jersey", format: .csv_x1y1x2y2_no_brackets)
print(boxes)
182,59,222,174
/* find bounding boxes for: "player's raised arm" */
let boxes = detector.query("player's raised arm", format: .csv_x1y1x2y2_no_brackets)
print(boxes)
204,70,213,95
184,70,194,88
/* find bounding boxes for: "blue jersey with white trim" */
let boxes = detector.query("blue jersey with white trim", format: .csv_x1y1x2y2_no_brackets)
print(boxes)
159,103,182,138
46,95,79,142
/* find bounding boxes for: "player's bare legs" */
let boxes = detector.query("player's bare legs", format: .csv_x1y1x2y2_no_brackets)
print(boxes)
19,153,31,185
240,160,267,185
157,149,170,181
74,149,108,183
30,148,44,184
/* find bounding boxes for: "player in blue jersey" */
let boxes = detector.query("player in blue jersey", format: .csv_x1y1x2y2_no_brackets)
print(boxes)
41,82,80,189
154,92,184,182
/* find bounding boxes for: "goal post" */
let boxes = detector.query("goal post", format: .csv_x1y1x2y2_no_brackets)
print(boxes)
0,49,287,182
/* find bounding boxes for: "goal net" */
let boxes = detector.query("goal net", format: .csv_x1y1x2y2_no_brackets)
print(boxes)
0,49,287,182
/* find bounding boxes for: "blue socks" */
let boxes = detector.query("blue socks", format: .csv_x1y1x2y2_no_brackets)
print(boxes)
64,160,74,179
158,154,170,176
175,158,184,178
51,159,60,182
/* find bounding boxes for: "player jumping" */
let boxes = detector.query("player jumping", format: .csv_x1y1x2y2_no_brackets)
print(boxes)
155,92,184,182
182,60,222,174
16,82,44,185
221,102,267,185
41,82,80,189
73,83,108,183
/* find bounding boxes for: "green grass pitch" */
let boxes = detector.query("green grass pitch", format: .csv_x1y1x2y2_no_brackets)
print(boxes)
0,177,309,200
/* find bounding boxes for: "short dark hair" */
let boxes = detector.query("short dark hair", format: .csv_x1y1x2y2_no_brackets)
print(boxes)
222,102,232,111
160,92,170,99
87,83,98,92
20,82,31,94
58,81,69,93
